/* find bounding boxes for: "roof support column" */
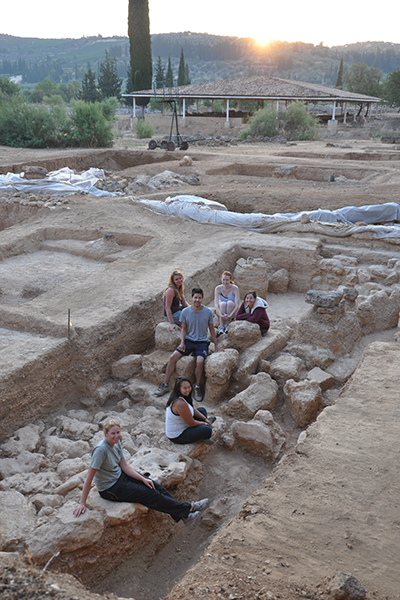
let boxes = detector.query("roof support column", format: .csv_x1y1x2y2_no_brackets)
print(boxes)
343,102,347,124
132,97,136,119
332,100,336,120
182,98,186,119
226,99,230,124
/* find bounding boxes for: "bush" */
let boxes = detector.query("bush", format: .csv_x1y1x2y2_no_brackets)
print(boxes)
240,101,319,141
100,96,119,121
134,118,154,139
67,101,114,147
0,98,68,148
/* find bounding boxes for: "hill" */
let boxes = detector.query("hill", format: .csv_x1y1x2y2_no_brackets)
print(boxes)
0,31,399,87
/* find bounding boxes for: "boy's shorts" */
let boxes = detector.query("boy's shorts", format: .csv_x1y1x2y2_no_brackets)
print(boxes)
176,339,209,359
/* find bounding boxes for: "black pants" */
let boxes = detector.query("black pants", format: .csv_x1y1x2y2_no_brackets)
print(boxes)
99,472,191,522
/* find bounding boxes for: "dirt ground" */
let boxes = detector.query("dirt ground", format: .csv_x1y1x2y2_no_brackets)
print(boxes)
0,114,400,600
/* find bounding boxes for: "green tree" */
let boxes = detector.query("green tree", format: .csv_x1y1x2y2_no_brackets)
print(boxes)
343,62,382,96
128,0,152,114
154,56,165,88
383,68,400,108
98,50,123,100
335,58,344,89
185,63,191,86
178,47,186,86
240,101,319,142
31,79,58,103
165,54,173,88
79,68,100,103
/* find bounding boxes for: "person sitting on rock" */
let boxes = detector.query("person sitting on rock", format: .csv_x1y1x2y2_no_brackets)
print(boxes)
155,287,223,402
73,419,209,524
235,290,270,335
214,270,240,336
166,376,215,444
163,269,189,332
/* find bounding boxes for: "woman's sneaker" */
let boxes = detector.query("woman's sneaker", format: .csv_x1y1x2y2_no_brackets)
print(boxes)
154,383,171,397
217,325,224,337
191,498,209,512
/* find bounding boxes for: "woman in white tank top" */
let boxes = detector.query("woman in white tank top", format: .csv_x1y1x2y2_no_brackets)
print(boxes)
165,377,214,444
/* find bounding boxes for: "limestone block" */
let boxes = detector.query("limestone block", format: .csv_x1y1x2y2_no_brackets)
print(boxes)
273,164,298,179
54,471,87,496
132,408,165,442
31,493,63,510
54,416,98,441
332,254,358,267
88,493,149,526
326,357,358,385
305,289,343,308
319,258,345,287
141,350,172,384
0,451,48,479
368,264,390,280
225,373,278,419
0,425,41,457
129,448,192,488
155,321,182,352
231,420,274,459
234,328,293,386
27,501,105,561
44,436,90,459
204,349,240,404
283,379,322,427
0,471,62,495
357,268,371,284
254,410,286,458
268,268,289,294
270,353,306,386
233,257,269,298
122,380,153,405
356,288,400,334
287,343,335,370
93,382,115,406
226,321,261,350
306,367,334,391
174,355,196,383
0,490,36,551
295,305,362,356
111,354,142,380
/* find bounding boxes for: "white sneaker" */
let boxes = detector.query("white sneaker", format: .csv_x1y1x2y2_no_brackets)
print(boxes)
193,384,203,402
191,498,209,512
154,383,171,397
183,510,200,526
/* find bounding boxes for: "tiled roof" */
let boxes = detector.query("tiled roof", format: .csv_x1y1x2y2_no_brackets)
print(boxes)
126,75,380,102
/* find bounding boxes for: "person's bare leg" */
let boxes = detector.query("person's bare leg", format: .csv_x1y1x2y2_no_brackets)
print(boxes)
195,356,205,386
164,351,181,384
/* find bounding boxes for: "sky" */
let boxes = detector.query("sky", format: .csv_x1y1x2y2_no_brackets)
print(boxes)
1,0,399,47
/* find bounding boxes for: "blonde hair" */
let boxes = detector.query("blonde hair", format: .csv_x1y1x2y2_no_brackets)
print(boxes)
164,269,185,299
103,419,121,434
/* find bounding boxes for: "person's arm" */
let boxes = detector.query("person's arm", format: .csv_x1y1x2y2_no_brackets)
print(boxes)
178,322,187,351
181,294,189,308
193,406,213,426
120,458,155,489
214,285,222,318
73,466,97,517
175,399,210,427
235,301,247,320
209,323,224,352
164,287,177,331
227,286,241,318
238,306,264,324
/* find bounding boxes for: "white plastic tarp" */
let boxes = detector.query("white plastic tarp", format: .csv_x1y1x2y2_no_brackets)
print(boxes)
0,167,119,197
133,195,400,242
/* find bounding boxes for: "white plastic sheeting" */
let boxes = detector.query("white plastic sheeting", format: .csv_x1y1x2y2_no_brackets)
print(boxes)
0,167,119,197
133,195,400,243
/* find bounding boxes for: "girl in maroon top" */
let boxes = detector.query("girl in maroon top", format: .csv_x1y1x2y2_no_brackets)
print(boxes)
236,291,270,335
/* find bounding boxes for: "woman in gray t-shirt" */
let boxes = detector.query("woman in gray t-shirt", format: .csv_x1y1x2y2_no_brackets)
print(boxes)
73,419,208,524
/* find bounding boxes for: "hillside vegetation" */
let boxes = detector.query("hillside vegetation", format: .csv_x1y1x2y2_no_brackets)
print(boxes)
1,32,399,88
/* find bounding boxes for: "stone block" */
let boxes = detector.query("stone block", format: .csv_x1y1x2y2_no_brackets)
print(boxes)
270,353,305,386
225,373,278,419
54,416,98,441
254,410,286,458
0,490,36,551
154,321,181,352
226,321,261,350
129,448,192,488
0,451,48,479
141,350,172,384
231,420,273,459
87,494,149,526
233,257,269,298
268,268,289,294
287,343,335,370
284,379,321,427
44,437,90,460
305,289,343,308
356,288,400,334
1,425,41,457
306,367,334,391
204,349,239,404
111,354,142,380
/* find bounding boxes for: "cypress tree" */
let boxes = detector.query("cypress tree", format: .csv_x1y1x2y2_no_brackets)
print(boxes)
336,58,344,89
165,54,173,88
128,0,152,111
178,47,186,86
154,56,165,88
98,51,122,100
79,68,99,103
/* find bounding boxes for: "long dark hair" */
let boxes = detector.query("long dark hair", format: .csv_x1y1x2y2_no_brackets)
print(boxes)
166,376,193,407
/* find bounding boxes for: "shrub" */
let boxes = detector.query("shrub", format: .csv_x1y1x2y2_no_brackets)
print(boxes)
240,101,319,141
0,98,68,148
68,100,114,147
134,118,154,138
99,96,119,121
